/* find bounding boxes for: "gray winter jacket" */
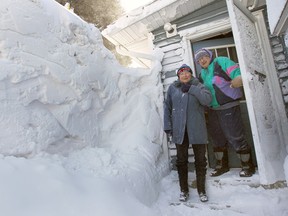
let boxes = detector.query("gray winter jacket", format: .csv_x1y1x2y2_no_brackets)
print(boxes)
164,78,212,145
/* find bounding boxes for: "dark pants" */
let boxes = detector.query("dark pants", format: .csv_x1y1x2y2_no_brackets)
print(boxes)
176,130,207,193
207,105,251,153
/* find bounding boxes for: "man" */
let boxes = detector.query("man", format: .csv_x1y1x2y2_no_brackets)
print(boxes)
195,48,255,177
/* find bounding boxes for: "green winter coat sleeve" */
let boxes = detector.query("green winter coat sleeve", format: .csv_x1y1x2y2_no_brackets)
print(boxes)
216,56,241,79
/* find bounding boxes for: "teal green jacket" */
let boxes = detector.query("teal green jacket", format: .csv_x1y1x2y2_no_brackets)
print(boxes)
200,57,242,108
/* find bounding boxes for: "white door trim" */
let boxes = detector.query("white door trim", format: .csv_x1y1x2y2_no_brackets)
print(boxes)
178,17,232,76
227,0,287,185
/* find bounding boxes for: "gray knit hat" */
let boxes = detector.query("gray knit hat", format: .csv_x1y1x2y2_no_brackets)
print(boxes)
195,48,212,63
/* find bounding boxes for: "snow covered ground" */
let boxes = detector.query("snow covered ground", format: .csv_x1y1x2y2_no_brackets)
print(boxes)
1,155,287,216
0,0,287,216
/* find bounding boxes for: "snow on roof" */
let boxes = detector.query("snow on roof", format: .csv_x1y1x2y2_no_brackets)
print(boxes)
102,0,217,68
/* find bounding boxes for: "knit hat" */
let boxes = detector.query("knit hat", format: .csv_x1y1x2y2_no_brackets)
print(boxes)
194,48,212,63
176,64,192,76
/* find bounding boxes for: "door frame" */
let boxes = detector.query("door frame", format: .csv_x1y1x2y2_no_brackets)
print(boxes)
226,0,288,185
179,17,232,77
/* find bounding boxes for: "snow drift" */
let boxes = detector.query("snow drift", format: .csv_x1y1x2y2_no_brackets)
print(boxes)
0,0,169,207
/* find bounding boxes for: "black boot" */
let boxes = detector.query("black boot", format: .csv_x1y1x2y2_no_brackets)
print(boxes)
196,175,208,202
199,192,208,202
196,176,206,195
237,152,255,177
179,191,189,202
194,144,208,202
210,149,229,177
177,164,189,201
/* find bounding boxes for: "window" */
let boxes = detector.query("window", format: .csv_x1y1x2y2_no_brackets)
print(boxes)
206,45,238,63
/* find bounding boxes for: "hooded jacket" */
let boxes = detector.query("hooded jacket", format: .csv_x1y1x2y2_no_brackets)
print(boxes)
200,56,242,108
164,78,212,144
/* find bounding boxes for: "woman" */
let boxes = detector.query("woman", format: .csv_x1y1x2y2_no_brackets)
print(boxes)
164,64,212,202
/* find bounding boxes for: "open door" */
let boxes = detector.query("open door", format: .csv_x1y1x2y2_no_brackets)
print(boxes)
226,0,287,185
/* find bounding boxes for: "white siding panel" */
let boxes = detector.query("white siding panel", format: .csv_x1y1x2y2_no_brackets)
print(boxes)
162,55,183,65
152,12,164,27
161,43,183,52
162,62,181,72
126,39,150,52
178,3,189,15
200,0,212,7
185,0,200,11
164,48,184,58
130,23,148,37
124,27,140,41
146,15,160,30
112,32,131,45
118,30,136,44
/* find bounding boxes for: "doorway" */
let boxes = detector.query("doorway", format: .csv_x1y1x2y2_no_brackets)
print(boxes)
191,34,257,168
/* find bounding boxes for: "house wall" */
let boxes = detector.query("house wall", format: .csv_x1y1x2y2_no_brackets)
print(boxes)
262,0,288,116
152,0,228,93
270,35,288,116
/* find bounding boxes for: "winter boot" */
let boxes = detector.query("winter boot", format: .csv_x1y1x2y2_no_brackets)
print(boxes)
237,152,255,177
196,175,208,202
210,149,229,177
199,192,208,202
179,191,189,202
177,164,189,201
194,144,208,202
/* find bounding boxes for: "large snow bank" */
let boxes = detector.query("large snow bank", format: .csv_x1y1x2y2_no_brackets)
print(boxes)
0,0,168,206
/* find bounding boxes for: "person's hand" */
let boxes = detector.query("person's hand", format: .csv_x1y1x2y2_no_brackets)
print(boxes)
191,78,200,86
164,130,172,135
181,84,191,93
230,76,243,88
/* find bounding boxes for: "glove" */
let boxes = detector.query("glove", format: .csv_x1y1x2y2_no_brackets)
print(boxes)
191,78,200,86
181,84,191,93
